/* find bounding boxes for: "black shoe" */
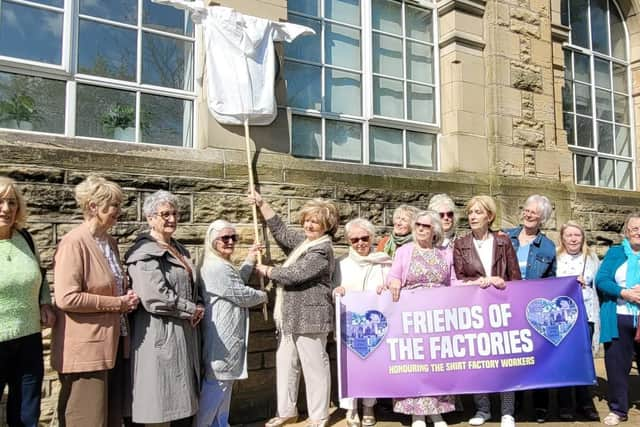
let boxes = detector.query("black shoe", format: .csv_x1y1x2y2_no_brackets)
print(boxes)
534,409,547,423
579,407,600,421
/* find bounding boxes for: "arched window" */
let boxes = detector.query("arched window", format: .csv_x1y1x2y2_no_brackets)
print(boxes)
562,0,633,189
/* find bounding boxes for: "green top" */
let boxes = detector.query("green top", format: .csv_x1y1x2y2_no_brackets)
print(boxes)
0,230,50,342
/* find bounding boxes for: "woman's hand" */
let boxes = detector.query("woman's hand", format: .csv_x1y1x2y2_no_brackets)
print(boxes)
621,286,640,304
376,284,386,294
247,186,264,207
576,275,586,287
247,243,265,262
120,289,140,313
255,263,272,278
40,304,56,328
388,279,401,302
333,286,346,297
191,304,205,327
487,276,506,289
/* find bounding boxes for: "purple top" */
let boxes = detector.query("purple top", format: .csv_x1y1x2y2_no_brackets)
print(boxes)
387,242,457,287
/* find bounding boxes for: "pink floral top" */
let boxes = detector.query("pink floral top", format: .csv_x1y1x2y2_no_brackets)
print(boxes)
405,246,450,289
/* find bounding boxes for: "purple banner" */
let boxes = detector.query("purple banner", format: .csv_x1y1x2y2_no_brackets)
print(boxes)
337,276,596,398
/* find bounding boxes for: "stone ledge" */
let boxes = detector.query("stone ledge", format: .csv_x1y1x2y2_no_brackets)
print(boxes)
439,30,486,51
551,23,570,42
438,0,486,17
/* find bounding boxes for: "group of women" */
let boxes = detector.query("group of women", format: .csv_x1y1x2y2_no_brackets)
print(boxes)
0,175,638,427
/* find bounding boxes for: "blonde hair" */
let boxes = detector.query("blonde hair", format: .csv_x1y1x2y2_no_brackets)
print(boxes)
558,220,593,256
466,195,497,228
393,204,420,223
298,198,340,237
74,175,123,217
0,176,28,230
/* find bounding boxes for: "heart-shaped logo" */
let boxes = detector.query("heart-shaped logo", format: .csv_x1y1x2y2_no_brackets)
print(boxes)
525,296,579,346
341,310,388,359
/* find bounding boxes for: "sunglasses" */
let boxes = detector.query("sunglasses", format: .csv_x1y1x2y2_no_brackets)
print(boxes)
414,221,432,229
439,211,454,219
155,210,179,220
218,234,238,243
349,236,370,244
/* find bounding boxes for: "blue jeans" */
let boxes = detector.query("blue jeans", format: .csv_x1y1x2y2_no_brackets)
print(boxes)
0,332,44,427
195,378,234,427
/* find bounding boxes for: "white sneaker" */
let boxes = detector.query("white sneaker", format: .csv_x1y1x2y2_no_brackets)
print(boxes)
468,412,491,426
412,415,426,427
500,415,515,427
429,414,448,427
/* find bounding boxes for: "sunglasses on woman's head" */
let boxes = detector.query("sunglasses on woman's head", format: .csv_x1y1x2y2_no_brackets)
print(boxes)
218,234,238,243
439,211,454,219
349,236,370,244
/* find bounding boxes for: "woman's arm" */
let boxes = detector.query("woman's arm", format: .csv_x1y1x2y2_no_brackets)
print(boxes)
54,239,125,313
269,248,329,286
202,262,267,308
128,257,196,319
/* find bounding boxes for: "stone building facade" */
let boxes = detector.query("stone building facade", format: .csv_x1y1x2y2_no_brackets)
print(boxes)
1,0,640,424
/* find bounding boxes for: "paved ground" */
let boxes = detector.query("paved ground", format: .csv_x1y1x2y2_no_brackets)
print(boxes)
242,358,640,427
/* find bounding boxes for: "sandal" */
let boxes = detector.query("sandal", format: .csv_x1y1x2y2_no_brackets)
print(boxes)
265,415,298,427
603,412,627,426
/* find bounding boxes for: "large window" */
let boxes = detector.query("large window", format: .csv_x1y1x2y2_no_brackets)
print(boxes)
0,0,195,147
562,0,633,189
284,0,438,169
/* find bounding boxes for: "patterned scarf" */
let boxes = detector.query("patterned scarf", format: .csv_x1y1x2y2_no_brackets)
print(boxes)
621,238,640,326
382,232,413,258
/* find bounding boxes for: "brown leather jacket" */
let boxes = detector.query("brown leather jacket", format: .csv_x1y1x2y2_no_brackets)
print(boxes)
453,231,522,281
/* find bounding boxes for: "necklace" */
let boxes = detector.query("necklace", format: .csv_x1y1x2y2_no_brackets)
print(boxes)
473,233,491,249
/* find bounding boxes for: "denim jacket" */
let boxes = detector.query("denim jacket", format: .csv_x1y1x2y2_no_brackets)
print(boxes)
505,226,557,279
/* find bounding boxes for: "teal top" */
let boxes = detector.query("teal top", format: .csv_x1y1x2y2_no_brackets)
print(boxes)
0,230,50,342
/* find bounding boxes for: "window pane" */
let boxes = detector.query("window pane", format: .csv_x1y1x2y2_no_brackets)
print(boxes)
285,62,322,110
32,0,63,6
570,0,589,48
576,115,593,148
326,120,362,162
0,72,65,133
373,33,403,78
594,58,610,89
597,121,613,153
564,50,573,80
574,53,590,83
615,125,630,156
613,94,629,124
143,0,193,36
612,63,628,92
598,158,615,188
285,15,321,62
574,82,592,115
78,20,137,81
0,3,62,65
325,69,361,115
370,126,402,166
407,131,436,169
617,161,632,189
141,93,192,147
291,115,321,158
610,5,626,60
80,0,137,25
326,23,361,70
575,154,595,185
326,0,360,25
562,80,573,112
76,85,136,140
407,83,434,123
142,32,194,90
406,6,432,43
372,0,402,34
406,41,433,83
563,112,575,145
595,89,612,120
288,0,320,16
373,77,403,118
590,0,610,54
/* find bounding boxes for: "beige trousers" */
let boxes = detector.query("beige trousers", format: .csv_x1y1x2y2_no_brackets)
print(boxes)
276,333,330,422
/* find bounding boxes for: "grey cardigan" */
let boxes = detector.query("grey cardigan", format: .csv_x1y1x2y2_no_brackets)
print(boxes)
200,255,267,381
267,215,335,335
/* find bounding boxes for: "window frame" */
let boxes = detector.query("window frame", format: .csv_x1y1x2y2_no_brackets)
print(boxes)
562,0,635,190
0,0,199,148
283,0,440,170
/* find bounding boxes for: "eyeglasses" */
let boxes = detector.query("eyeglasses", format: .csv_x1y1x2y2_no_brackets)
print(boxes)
439,211,454,219
522,208,540,217
349,235,370,244
414,221,432,229
155,210,180,221
627,227,640,235
218,234,238,243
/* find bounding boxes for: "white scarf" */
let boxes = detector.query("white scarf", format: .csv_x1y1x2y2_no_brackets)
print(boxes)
273,235,332,330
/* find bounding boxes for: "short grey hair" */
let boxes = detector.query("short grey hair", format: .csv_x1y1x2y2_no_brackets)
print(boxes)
428,194,455,213
525,194,553,224
412,210,444,247
143,190,179,218
345,218,376,240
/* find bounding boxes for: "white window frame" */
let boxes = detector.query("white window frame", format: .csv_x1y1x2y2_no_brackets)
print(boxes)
0,0,198,148
563,0,635,190
283,0,440,170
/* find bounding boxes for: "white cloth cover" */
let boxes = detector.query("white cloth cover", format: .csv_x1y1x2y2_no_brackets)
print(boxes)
152,0,314,125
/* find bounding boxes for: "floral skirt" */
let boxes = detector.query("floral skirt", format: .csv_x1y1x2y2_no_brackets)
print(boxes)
393,395,455,415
